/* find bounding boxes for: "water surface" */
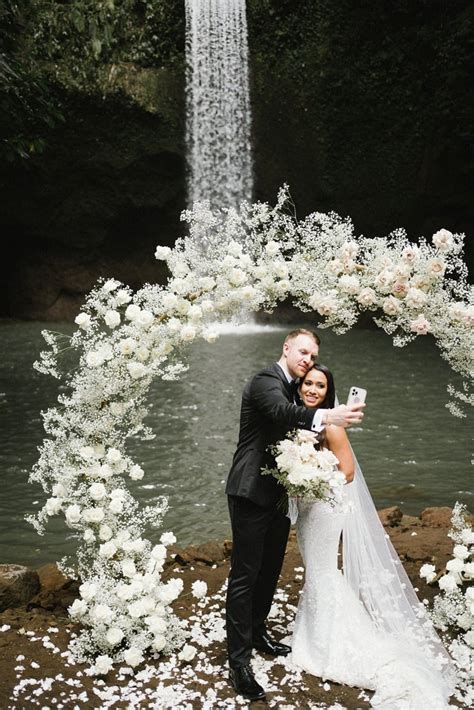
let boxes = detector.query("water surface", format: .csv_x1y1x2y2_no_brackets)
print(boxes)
0,321,471,567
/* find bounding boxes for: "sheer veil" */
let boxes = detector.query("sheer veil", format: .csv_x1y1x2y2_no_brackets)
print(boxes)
342,440,456,693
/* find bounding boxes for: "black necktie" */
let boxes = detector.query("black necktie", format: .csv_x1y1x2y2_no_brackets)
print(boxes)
289,379,298,401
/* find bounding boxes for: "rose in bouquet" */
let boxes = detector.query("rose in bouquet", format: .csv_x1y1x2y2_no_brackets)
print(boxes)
262,429,347,503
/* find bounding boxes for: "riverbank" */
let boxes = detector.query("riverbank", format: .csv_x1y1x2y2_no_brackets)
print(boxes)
0,506,464,709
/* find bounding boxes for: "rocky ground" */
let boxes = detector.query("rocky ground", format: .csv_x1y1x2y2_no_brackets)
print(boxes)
0,506,464,709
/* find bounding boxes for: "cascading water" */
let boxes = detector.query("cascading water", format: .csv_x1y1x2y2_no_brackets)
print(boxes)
185,0,253,209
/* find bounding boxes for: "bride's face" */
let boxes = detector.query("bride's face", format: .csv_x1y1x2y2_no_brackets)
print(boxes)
299,369,328,408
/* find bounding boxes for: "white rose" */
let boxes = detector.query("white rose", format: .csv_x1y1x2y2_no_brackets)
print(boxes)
155,245,171,260
99,463,113,479
103,278,119,293
228,268,247,286
91,604,114,624
99,541,117,559
382,296,402,316
151,544,167,561
188,305,203,321
181,325,196,342
119,338,137,356
106,448,122,464
116,584,133,601
170,277,188,295
52,483,67,497
125,304,141,321
127,362,148,379
265,240,280,256
136,310,154,328
199,277,215,292
374,269,395,293
309,293,338,316
448,303,467,322
110,402,125,416
438,574,459,593
357,287,377,307
83,507,105,523
146,616,167,635
65,504,81,526
162,292,179,310
461,529,474,545
410,314,430,335
392,280,408,298
466,587,474,601
93,654,114,675
123,538,146,554
173,262,189,278
401,245,419,264
45,497,63,515
129,464,144,481
465,630,474,648
446,558,465,574
89,482,107,501
123,647,144,668
104,310,121,328
152,634,167,652
338,274,360,295
405,287,428,309
86,351,103,368
175,299,190,316
427,257,446,278
178,644,197,662
191,580,208,599
69,599,88,618
128,599,152,618
109,498,124,514
160,532,177,546
340,241,359,259
419,563,436,583
115,289,132,306
75,312,91,329
79,581,98,601
464,562,474,579
325,258,343,275
432,228,454,252
453,544,469,560
99,524,113,541
121,559,136,578
106,628,124,646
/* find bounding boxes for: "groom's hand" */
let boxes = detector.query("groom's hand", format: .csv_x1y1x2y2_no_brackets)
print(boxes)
324,403,365,427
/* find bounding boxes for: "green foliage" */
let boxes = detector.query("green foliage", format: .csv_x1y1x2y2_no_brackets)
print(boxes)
22,0,185,88
0,1,64,161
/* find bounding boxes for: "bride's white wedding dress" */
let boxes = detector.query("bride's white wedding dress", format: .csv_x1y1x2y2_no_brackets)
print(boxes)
291,468,456,709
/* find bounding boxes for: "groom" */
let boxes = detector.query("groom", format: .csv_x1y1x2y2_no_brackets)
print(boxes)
225,328,365,700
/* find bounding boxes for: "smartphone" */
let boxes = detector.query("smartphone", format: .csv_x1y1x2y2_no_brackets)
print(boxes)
347,386,367,406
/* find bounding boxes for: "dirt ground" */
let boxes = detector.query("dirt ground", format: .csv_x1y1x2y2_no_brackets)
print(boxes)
0,508,464,709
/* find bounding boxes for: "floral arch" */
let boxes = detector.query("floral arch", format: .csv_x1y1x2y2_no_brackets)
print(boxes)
30,186,473,673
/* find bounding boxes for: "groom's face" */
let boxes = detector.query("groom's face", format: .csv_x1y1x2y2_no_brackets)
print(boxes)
283,334,319,379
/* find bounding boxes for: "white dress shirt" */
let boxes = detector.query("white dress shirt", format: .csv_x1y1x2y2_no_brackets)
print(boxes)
276,362,325,432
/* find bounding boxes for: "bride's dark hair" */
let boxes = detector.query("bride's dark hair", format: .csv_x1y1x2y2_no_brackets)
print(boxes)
303,363,336,408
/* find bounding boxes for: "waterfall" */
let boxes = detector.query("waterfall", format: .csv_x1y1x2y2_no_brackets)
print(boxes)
185,0,253,209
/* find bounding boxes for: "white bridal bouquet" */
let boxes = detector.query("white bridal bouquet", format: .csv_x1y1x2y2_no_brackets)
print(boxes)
263,429,347,503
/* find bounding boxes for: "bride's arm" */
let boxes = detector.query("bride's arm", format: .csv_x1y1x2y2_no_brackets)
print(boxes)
324,425,354,482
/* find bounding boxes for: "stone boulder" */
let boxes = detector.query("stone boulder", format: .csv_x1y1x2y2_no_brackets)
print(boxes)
36,563,70,593
420,507,453,528
0,564,40,611
378,506,403,527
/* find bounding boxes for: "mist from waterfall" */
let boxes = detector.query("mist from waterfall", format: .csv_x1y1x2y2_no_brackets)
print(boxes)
185,0,253,209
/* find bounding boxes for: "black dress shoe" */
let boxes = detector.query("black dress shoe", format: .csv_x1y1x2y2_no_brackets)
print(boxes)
229,664,266,700
253,631,291,656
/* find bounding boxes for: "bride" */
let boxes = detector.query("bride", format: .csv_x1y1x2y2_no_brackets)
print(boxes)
290,364,456,709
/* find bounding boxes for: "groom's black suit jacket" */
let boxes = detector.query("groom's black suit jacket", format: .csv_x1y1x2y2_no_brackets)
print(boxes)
226,363,315,507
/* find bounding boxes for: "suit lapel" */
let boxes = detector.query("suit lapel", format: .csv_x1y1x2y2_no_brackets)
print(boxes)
271,362,293,400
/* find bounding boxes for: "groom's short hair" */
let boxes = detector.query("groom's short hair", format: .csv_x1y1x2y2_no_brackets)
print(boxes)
284,328,320,346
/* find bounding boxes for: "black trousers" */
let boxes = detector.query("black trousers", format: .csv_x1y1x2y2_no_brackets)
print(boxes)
225,494,290,669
